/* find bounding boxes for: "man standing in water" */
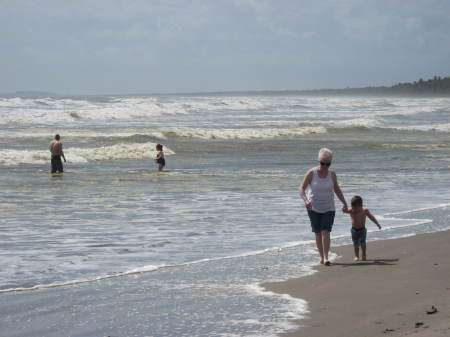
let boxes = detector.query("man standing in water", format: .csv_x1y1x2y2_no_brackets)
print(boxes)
49,134,66,173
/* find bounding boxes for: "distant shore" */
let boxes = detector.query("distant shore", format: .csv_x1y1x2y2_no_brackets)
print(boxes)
264,230,450,337
2,76,449,98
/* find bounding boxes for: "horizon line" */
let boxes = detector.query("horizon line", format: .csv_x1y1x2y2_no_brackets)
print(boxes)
2,75,449,97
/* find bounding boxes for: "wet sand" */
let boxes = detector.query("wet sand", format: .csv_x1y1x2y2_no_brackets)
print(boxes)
264,230,450,337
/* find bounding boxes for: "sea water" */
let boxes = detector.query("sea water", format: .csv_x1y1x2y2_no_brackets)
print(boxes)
1,94,450,336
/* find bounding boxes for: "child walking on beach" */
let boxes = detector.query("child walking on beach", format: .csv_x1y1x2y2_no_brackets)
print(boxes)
155,144,165,171
343,195,381,261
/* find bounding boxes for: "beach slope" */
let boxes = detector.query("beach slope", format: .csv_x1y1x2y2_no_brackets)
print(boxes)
264,230,450,337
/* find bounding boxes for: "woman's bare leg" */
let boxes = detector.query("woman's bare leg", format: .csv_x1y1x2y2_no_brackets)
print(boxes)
315,232,324,264
322,230,331,264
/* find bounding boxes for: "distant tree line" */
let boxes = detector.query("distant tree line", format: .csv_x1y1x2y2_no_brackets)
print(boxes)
295,75,450,96
390,76,450,95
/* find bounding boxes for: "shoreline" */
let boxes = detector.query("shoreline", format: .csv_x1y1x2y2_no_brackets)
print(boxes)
0,230,448,336
264,230,450,337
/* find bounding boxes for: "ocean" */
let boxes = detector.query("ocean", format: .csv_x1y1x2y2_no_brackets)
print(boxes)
1,94,450,336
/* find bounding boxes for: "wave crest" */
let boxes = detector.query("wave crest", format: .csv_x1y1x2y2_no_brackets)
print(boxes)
0,142,174,166
162,127,327,140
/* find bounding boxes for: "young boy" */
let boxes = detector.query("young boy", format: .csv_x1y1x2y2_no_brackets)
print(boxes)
155,143,165,171
343,195,381,261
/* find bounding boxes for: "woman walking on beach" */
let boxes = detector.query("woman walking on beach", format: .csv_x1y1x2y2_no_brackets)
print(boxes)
299,148,348,265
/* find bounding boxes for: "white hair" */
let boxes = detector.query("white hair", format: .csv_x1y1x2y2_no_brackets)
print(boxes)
318,148,333,162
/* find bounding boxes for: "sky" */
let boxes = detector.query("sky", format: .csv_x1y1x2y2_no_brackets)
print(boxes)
1,0,450,94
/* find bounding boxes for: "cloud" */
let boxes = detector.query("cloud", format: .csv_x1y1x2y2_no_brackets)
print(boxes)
1,0,450,93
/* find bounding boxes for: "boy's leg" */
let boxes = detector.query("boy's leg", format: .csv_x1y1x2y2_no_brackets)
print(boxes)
361,244,367,261
351,228,360,261
353,245,360,261
361,228,367,261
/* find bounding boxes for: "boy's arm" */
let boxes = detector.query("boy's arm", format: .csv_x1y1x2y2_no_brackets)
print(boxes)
366,209,381,229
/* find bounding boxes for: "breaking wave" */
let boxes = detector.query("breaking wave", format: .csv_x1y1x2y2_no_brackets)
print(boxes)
391,123,450,133
160,127,327,140
0,96,268,126
0,142,175,166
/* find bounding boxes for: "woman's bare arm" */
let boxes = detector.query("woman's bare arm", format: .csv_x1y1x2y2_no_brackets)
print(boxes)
299,170,313,209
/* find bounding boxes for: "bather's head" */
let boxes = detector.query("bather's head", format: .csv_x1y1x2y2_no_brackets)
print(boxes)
351,195,363,208
317,148,333,168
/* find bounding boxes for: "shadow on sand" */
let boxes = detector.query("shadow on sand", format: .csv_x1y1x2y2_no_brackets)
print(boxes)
332,258,399,267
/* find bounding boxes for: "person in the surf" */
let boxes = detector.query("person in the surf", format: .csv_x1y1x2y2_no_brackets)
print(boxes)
155,143,165,171
49,134,66,173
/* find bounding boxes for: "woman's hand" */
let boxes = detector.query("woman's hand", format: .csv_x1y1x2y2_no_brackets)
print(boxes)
304,199,312,210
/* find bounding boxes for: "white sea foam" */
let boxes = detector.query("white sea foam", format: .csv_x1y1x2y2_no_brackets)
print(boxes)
2,96,449,138
0,263,164,294
391,123,450,133
0,142,175,166
0,96,268,126
244,283,309,336
372,219,433,231
333,117,380,129
383,203,450,216
0,129,168,140
0,127,326,142
161,127,327,139
379,143,450,151
0,239,316,294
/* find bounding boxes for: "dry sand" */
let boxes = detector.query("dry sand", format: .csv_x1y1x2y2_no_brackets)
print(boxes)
265,230,450,337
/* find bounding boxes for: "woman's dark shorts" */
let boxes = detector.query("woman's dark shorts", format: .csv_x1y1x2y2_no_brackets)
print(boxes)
307,210,335,233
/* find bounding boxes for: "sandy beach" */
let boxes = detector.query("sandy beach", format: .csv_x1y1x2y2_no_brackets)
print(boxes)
265,230,450,337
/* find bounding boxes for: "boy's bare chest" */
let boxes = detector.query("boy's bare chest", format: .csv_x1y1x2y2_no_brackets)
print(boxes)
351,212,366,228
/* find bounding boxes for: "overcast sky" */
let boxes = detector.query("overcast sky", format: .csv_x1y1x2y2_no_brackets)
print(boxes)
1,0,450,94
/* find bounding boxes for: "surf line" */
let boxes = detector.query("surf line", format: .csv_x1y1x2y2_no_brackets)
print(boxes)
0,240,314,294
